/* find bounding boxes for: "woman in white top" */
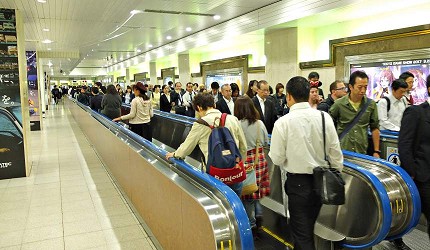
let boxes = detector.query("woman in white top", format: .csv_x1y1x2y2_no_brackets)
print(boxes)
113,82,153,141
123,85,134,104
151,85,161,110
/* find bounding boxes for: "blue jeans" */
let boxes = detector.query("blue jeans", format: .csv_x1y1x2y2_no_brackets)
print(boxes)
228,182,243,197
243,199,263,228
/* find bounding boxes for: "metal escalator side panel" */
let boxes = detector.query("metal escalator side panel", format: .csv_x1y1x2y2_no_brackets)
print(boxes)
84,102,254,250
342,151,421,240
329,161,392,249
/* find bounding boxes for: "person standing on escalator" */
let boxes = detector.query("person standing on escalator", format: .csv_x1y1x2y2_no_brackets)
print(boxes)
398,75,430,246
113,82,153,142
269,76,343,250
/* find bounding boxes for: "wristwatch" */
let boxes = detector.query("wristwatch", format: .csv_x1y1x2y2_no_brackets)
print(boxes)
374,150,381,154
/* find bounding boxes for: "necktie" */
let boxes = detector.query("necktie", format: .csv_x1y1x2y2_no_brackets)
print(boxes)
409,95,414,105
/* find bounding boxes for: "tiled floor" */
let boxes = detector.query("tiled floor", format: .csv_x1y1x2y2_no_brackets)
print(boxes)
0,104,156,249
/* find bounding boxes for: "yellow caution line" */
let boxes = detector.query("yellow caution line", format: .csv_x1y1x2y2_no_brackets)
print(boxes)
261,226,295,249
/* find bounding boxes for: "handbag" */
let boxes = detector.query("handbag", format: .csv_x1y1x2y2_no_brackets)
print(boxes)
241,122,261,196
313,112,346,205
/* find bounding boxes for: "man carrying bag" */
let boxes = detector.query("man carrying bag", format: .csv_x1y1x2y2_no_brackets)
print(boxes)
269,76,343,250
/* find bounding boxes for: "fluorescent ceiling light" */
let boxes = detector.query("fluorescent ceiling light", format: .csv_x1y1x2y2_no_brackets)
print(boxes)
47,48,51,51
186,27,192,32
147,44,153,48
213,15,220,20
41,39,53,44
130,10,144,15
166,35,172,40
136,49,142,53
42,28,50,32
37,0,47,3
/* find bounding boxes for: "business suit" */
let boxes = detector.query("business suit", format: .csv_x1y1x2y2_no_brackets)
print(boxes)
252,96,278,134
160,93,173,112
216,97,232,114
399,101,430,238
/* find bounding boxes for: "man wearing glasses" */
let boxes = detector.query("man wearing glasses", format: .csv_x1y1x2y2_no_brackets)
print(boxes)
329,71,381,158
317,80,348,112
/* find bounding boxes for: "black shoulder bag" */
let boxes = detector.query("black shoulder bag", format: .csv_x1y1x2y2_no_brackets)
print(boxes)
313,112,346,205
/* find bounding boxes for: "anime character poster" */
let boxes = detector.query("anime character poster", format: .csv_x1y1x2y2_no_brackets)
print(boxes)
26,51,40,130
0,8,26,179
351,58,429,104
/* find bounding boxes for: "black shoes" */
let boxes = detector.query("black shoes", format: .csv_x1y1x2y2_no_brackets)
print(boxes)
390,239,412,250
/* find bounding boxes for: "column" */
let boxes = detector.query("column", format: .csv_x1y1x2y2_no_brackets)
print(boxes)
125,68,131,87
178,53,190,84
149,62,157,86
264,28,299,86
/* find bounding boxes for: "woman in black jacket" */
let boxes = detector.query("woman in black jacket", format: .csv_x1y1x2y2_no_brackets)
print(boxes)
160,85,174,112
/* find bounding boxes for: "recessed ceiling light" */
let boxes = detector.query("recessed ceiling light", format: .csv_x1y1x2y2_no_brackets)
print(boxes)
41,39,53,44
147,44,153,48
166,35,172,40
42,28,50,32
37,0,47,3
213,15,221,20
97,44,100,46
136,49,142,53
185,27,192,32
91,49,94,51
47,48,51,51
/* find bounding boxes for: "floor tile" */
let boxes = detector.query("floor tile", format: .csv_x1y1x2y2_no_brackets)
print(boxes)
64,231,106,250
106,238,154,250
64,217,102,236
104,225,147,243
98,213,139,230
22,224,63,243
0,230,24,248
21,237,64,250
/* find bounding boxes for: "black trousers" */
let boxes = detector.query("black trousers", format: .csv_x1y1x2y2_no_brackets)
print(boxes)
129,122,152,142
416,180,430,240
285,174,322,250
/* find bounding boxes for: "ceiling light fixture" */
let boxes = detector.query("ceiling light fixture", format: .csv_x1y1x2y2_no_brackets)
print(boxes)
47,48,51,51
147,44,153,48
166,35,172,40
136,49,142,53
47,61,53,67
213,15,221,20
41,39,53,44
37,0,47,3
42,28,50,32
185,27,192,32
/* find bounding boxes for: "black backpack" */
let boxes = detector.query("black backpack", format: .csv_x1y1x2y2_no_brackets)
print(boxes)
196,113,246,185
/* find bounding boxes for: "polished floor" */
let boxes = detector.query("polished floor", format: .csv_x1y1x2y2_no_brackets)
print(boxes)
0,104,156,249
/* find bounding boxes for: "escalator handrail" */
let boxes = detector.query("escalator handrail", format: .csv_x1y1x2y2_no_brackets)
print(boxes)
341,159,392,249
342,150,421,240
79,100,254,249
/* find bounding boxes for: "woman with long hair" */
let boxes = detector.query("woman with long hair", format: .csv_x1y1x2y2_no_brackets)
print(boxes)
245,80,258,98
273,83,287,116
101,84,122,119
113,82,153,141
234,96,270,237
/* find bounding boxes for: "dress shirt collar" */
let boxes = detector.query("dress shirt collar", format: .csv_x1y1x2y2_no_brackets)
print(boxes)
289,102,311,112
256,94,265,103
223,96,232,103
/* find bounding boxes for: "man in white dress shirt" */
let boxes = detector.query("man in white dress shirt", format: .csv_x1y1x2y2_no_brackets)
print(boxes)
377,79,408,131
182,82,195,117
269,76,343,250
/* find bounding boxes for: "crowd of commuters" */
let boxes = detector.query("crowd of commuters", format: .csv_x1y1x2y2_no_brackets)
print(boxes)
64,68,429,250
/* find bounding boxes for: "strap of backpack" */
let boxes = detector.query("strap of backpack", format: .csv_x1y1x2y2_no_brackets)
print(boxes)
383,96,390,112
220,113,228,127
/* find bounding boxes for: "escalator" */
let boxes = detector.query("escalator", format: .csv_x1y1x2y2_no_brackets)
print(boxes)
142,108,421,249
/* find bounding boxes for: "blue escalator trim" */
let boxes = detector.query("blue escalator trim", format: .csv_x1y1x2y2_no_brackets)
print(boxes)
341,160,392,249
81,101,254,249
342,151,421,240
380,130,399,137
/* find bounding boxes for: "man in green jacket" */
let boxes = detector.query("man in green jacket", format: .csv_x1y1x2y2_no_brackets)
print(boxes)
329,71,381,158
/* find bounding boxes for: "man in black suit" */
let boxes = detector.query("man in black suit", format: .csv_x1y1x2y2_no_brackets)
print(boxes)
216,84,234,114
252,80,278,134
171,82,186,115
211,82,223,103
399,75,430,243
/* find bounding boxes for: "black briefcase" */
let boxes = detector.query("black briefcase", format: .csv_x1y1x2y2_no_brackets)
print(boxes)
313,167,345,205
